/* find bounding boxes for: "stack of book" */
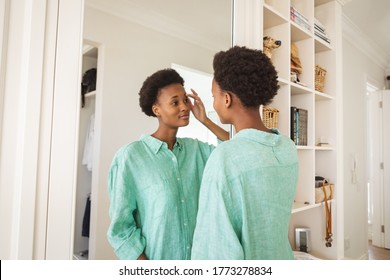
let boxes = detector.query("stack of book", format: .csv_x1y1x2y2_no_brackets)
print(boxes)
314,18,331,43
290,106,308,146
290,6,310,32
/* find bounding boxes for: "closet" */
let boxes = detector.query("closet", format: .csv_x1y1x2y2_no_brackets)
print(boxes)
73,43,99,260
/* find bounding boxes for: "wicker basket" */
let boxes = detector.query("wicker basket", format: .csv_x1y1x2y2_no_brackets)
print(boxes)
315,64,327,92
262,106,279,129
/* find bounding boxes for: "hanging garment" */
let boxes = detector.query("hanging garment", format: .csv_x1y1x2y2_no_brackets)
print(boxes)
82,195,91,237
82,113,95,171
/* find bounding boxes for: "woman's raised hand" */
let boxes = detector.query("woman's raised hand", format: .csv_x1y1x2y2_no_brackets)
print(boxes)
187,89,207,124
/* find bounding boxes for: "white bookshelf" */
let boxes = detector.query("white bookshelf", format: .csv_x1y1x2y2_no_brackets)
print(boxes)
260,0,342,259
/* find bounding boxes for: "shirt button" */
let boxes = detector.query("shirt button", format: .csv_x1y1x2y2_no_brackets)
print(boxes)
181,199,185,203
177,177,180,181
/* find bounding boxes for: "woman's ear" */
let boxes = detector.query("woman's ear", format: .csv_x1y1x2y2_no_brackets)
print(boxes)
224,92,233,108
152,104,160,116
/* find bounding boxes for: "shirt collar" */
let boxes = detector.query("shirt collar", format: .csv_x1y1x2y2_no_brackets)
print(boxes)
233,128,281,146
140,134,183,154
175,138,183,151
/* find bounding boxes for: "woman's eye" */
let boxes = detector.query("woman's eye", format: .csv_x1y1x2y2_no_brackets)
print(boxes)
172,101,178,106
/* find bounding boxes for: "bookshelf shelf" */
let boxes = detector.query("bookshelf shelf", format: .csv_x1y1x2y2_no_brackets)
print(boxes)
315,37,333,52
292,202,321,214
291,22,312,41
315,146,333,151
278,77,290,86
297,145,314,150
315,91,333,100
293,199,334,214
291,82,312,95
264,4,288,29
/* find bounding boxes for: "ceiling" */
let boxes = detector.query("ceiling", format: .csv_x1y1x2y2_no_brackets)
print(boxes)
122,0,231,41
85,0,232,51
86,0,390,69
342,0,390,68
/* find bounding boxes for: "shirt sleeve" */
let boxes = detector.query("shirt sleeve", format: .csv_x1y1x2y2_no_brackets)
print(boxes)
196,139,216,159
191,154,244,260
107,152,146,259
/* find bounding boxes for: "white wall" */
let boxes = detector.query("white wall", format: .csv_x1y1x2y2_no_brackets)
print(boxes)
83,7,218,259
342,38,386,259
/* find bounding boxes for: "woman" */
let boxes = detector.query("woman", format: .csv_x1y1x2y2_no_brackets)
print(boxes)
107,68,228,260
192,46,299,259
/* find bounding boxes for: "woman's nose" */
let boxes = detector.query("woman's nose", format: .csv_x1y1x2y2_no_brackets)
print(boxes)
181,102,189,111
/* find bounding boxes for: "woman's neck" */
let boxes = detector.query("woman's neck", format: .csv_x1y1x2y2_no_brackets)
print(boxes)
151,127,178,150
232,107,272,134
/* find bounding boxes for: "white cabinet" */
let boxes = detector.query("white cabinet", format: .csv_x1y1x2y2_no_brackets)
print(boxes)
256,0,343,259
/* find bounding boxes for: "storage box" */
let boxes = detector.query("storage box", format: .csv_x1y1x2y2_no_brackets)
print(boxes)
262,106,279,129
315,64,327,92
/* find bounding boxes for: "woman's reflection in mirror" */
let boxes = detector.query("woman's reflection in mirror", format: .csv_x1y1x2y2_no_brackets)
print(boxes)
107,68,228,260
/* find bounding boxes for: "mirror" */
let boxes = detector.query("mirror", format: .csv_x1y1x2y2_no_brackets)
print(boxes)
73,0,233,259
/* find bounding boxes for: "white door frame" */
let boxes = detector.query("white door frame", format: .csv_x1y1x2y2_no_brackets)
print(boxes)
0,0,56,259
383,90,390,249
44,0,85,259
0,0,85,260
0,0,63,259
367,87,390,249
366,88,382,247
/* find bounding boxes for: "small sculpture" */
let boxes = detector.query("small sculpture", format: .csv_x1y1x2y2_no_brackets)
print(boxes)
291,43,302,75
263,36,282,59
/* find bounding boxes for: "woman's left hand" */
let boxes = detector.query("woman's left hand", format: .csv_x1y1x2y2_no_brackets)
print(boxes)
187,89,208,124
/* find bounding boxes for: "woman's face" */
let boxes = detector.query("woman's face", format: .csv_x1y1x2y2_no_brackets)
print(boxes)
153,83,190,128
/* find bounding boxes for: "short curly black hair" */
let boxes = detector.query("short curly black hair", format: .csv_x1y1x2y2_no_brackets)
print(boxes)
213,46,279,107
139,68,185,117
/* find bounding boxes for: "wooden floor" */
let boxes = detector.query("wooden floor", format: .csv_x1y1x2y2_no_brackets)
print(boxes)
368,241,390,260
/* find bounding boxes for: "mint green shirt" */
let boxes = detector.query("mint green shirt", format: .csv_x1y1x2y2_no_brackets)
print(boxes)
192,129,298,260
107,135,214,260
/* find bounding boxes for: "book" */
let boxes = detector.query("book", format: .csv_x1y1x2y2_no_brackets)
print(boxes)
314,24,326,33
315,30,331,43
297,108,308,145
290,106,298,144
290,106,308,146
314,17,331,43
291,6,310,23
290,6,311,31
314,18,326,31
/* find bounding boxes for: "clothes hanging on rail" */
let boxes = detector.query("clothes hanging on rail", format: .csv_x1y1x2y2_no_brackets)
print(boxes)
82,113,95,171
